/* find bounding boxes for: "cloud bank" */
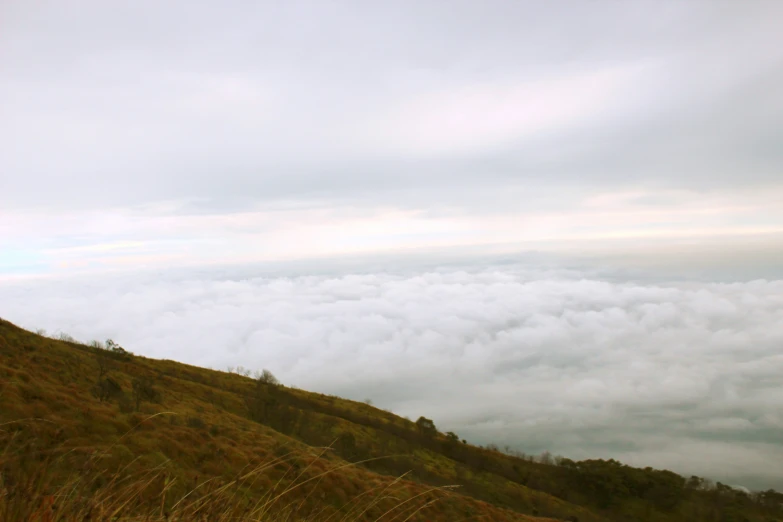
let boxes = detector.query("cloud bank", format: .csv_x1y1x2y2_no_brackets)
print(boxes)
3,262,782,489
2,1,783,277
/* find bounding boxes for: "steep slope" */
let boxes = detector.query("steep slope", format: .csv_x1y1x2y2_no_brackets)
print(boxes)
0,318,583,521
1,318,781,521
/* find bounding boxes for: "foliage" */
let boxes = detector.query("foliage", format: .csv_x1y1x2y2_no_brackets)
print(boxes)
415,416,437,436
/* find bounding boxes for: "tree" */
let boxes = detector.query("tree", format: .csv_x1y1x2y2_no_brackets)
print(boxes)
106,339,132,359
92,342,120,403
686,475,706,490
58,332,77,343
415,416,437,437
245,374,297,434
95,346,112,381
539,451,553,465
232,365,252,377
93,377,123,402
257,369,279,385
442,431,463,458
131,376,161,410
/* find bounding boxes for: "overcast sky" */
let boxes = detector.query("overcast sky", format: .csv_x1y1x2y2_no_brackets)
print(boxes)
2,0,783,491
2,0,783,273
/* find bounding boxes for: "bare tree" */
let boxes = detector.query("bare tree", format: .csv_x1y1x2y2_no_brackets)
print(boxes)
131,376,161,410
105,339,132,359
539,451,554,465
58,332,77,343
258,369,279,385
94,377,123,402
95,349,111,381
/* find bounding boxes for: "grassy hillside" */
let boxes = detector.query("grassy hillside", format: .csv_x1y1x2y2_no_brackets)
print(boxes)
1,318,781,521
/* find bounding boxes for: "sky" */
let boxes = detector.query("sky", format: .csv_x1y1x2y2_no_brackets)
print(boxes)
1,0,783,490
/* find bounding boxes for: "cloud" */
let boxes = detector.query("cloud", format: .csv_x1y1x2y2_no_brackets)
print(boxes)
2,261,783,489
363,64,652,157
2,1,783,213
3,186,783,276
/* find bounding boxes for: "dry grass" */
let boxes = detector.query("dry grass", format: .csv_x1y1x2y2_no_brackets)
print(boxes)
0,423,475,522
0,318,571,521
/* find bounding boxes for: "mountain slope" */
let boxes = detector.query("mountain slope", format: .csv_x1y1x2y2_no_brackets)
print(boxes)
1,318,781,521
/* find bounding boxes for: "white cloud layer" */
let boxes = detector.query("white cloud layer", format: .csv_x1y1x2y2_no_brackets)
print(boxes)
3,261,783,489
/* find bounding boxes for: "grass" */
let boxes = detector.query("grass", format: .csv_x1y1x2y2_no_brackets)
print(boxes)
1,419,540,522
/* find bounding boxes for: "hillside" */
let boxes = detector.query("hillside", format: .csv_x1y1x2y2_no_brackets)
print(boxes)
1,317,781,521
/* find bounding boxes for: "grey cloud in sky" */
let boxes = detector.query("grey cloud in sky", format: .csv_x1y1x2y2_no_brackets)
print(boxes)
2,261,783,489
2,1,783,212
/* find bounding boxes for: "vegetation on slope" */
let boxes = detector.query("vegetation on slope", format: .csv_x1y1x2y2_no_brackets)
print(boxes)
1,318,782,521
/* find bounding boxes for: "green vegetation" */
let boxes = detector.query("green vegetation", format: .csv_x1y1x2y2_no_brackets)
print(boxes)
1,317,781,521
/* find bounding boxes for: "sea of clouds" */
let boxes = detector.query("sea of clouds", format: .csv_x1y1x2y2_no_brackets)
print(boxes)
2,260,782,489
